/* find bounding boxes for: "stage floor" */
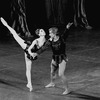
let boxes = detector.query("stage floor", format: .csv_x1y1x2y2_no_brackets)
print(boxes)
0,29,100,100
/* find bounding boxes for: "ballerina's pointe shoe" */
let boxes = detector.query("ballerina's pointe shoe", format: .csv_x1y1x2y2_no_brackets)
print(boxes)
62,89,69,95
26,84,33,92
45,83,55,88
0,17,8,26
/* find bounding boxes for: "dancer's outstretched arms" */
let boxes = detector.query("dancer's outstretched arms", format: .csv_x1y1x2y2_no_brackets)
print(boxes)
61,22,73,42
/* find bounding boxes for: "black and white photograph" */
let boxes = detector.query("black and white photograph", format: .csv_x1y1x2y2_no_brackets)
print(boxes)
0,0,100,100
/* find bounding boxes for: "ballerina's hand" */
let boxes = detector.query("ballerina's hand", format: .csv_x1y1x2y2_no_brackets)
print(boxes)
32,53,38,59
0,17,8,26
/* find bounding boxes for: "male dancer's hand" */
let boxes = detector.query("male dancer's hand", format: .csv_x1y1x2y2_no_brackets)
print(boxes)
66,22,73,29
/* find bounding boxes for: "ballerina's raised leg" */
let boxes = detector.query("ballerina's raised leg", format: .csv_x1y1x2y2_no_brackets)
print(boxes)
0,17,27,50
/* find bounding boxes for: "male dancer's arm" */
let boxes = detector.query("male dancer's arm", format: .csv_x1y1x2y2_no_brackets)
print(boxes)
32,39,51,58
61,22,73,41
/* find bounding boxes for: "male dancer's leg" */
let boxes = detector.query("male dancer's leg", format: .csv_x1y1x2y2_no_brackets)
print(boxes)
59,60,68,95
45,59,58,88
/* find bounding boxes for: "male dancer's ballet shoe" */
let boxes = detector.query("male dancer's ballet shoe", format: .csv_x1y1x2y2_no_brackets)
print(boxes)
62,89,69,95
26,84,33,92
45,83,55,88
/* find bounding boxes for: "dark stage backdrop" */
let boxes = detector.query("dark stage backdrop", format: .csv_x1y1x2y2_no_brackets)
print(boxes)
0,0,100,41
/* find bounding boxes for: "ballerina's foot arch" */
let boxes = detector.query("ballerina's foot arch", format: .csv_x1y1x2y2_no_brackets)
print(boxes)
0,17,8,27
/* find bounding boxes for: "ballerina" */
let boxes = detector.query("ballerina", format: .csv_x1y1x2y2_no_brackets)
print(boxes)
0,17,46,92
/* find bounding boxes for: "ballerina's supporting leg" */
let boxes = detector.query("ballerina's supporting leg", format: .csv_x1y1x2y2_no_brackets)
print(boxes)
25,53,33,92
0,17,27,50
